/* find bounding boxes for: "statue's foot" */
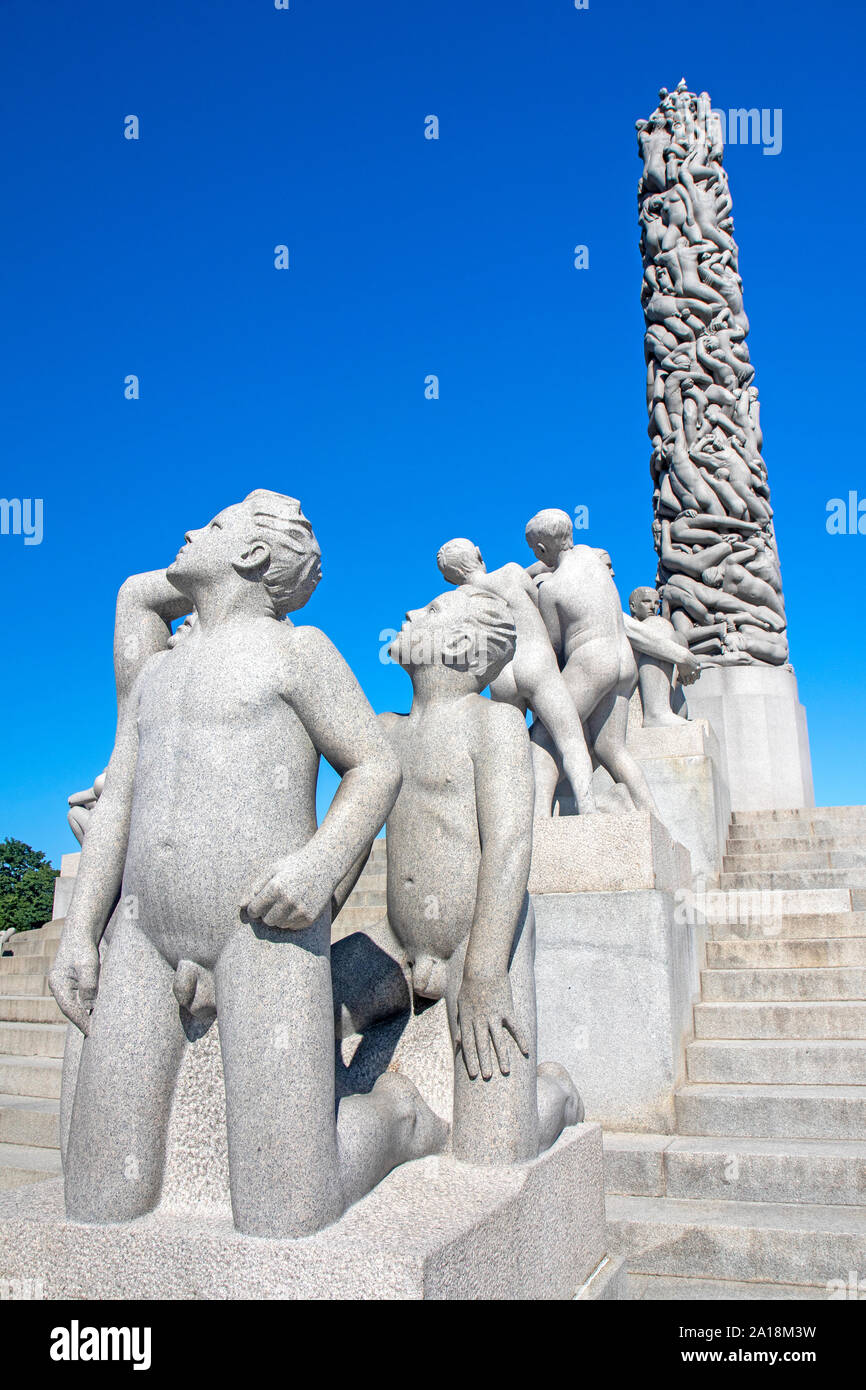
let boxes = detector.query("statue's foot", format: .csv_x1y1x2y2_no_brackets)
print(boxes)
644,712,690,728
373,1072,449,1160
537,1061,584,1127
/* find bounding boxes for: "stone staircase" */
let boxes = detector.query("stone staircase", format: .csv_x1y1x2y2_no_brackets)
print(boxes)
0,841,389,1189
0,917,64,1188
606,805,866,1300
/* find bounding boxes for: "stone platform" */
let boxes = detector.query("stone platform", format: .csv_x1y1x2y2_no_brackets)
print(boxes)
0,1123,614,1300
627,718,730,882
530,814,697,1133
685,664,814,814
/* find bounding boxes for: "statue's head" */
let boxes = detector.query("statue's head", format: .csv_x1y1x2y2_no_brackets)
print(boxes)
167,490,322,617
525,509,574,565
595,548,615,577
436,538,485,586
389,587,516,692
701,566,724,589
629,586,659,621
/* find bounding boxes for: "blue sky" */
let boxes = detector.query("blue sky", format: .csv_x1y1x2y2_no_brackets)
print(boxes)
2,0,864,867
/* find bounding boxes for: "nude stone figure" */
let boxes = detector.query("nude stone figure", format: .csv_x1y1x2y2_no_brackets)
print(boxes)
331,585,582,1163
436,538,596,815
49,490,445,1238
626,586,700,728
523,509,663,820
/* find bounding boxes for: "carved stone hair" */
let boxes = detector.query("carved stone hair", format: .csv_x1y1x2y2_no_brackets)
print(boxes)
243,490,322,618
437,537,482,582
455,585,516,686
525,509,574,551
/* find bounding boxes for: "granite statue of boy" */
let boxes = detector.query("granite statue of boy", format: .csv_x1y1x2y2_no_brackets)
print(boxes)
333,585,582,1164
49,490,445,1238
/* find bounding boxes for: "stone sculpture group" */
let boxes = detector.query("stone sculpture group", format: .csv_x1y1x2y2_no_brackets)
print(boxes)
637,80,788,666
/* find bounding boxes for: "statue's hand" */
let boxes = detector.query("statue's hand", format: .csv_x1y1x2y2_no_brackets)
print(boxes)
49,931,100,1036
455,974,530,1081
241,851,332,931
676,649,701,684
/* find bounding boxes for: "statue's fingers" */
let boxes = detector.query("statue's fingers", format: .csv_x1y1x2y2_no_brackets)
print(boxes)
262,900,293,929
489,1020,511,1077
503,1011,531,1058
240,870,276,913
245,879,280,920
49,972,91,1036
76,960,100,1009
459,1012,480,1079
475,1022,493,1082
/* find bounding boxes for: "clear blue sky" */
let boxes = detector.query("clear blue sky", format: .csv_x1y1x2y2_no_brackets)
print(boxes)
2,0,864,867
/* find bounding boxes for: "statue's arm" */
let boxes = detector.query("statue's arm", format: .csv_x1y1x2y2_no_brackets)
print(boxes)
49,665,149,1033
623,614,700,675
455,702,532,1079
113,570,191,714
537,584,563,654
241,629,402,929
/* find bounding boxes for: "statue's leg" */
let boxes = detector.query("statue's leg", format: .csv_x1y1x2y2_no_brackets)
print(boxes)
63,919,186,1222
336,1073,448,1212
215,917,343,1239
528,718,562,818
530,678,597,814
588,685,662,818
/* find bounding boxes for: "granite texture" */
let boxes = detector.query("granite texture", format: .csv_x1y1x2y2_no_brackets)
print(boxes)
637,81,788,665
534,886,697,1132
529,810,691,895
627,716,731,880
523,511,663,821
436,538,596,814
49,492,446,1238
685,662,814,812
333,584,581,1164
0,1124,609,1301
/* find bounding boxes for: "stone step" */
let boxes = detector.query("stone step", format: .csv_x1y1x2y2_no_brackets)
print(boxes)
707,937,866,969
720,869,866,891
0,995,65,1024
694,1000,866,1040
604,1132,866,1207
727,832,866,852
724,850,866,873
0,1093,60,1148
0,1022,67,1058
0,972,52,997
0,952,55,977
5,931,62,959
0,1054,62,1099
607,1194,866,1286
687,1038,866,1085
710,913,866,942
629,1273,829,1300
702,966,866,1002
676,1083,866,1140
346,889,388,908
732,806,866,824
0,1141,62,1189
698,887,853,926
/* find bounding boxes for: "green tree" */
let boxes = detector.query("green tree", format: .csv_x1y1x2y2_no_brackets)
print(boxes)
0,838,58,934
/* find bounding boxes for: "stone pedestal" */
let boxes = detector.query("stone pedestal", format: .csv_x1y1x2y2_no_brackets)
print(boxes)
627,718,731,882
51,852,80,920
0,1125,615,1300
685,664,814,813
531,815,697,1133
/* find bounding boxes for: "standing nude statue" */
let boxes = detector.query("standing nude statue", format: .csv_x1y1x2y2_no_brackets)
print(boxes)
331,585,582,1164
625,586,700,728
436,538,596,815
49,490,445,1238
523,509,663,820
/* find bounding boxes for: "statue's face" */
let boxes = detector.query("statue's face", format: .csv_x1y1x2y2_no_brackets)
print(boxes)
631,594,658,622
167,502,254,592
389,589,476,672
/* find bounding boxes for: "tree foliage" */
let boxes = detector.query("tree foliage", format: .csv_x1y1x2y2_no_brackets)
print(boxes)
0,838,57,934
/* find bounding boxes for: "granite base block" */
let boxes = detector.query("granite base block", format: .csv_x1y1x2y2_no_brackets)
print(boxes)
0,1124,611,1301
